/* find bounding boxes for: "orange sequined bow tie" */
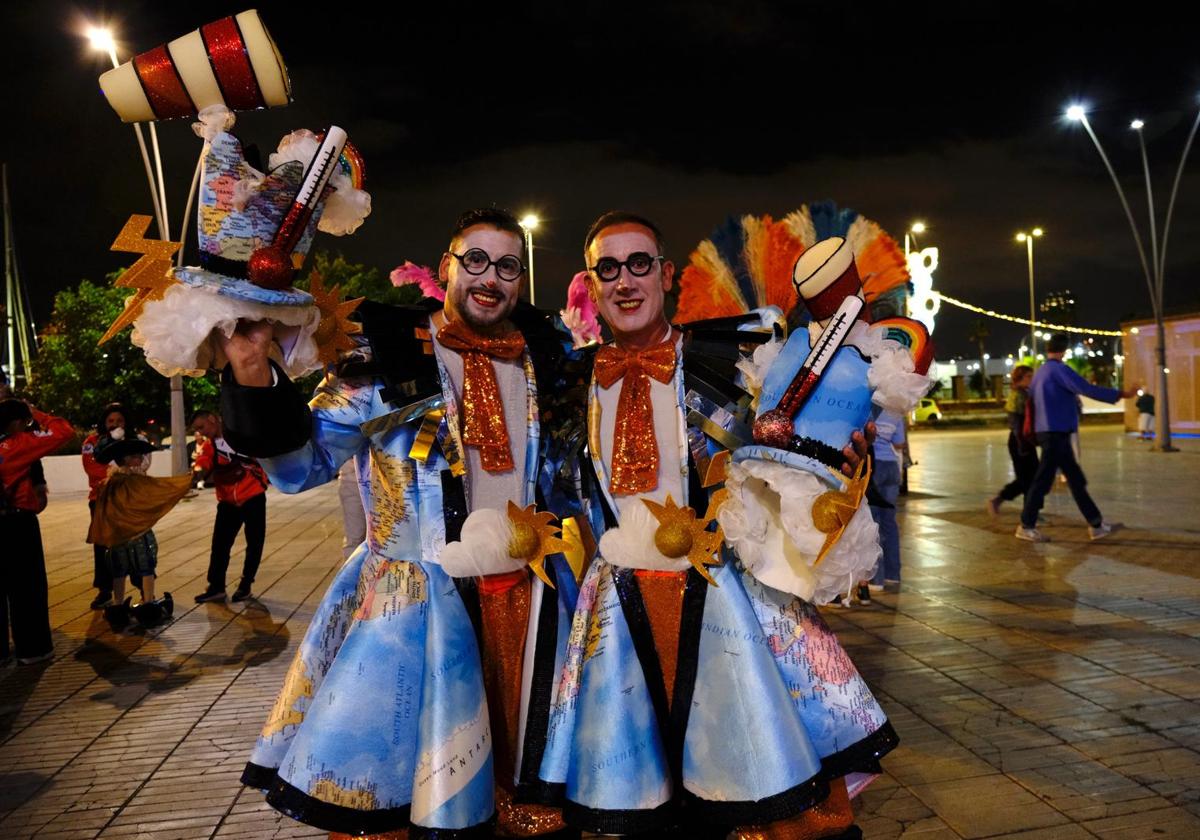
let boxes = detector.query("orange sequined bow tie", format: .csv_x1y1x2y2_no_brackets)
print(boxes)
594,338,678,495
438,318,527,473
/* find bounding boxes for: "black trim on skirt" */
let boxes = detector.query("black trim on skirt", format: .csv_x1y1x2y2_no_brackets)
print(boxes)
682,774,831,828
514,778,567,807
821,720,900,781
263,773,413,835
562,798,679,836
240,761,276,791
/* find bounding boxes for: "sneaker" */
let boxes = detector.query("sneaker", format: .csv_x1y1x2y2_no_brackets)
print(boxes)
867,583,885,593
828,594,853,608
985,497,1001,518
1089,521,1124,541
17,650,54,666
231,585,253,603
1015,526,1049,543
194,588,227,604
856,584,872,604
90,591,114,610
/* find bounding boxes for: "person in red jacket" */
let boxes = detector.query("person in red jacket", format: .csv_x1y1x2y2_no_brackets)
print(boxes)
0,399,74,664
190,410,269,604
82,403,143,609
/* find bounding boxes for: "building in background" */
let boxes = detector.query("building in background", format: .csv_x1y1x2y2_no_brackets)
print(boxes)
1121,312,1199,435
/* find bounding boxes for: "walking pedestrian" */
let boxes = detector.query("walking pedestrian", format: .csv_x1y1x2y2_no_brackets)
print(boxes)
190,410,269,604
987,364,1038,516
866,409,907,597
1136,390,1155,440
1016,334,1138,542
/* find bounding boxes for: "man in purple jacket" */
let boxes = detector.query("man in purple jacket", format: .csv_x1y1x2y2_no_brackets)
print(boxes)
1017,333,1138,543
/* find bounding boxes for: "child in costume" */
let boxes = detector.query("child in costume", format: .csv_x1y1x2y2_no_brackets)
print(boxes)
82,403,144,609
89,434,192,629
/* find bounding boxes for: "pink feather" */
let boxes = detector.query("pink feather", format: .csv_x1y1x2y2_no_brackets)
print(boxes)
561,271,602,347
389,260,444,301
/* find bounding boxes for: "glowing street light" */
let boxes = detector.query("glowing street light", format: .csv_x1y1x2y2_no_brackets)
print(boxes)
904,221,926,256
519,213,540,305
1065,100,1190,451
1016,228,1043,354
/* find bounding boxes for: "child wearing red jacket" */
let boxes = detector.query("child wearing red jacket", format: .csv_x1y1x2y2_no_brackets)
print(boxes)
190,410,269,603
0,400,74,664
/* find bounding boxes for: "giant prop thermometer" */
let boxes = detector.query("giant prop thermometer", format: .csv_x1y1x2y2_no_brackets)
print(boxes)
247,126,348,289
752,294,865,449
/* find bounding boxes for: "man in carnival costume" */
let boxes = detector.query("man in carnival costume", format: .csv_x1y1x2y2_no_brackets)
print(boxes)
536,212,931,838
226,208,585,839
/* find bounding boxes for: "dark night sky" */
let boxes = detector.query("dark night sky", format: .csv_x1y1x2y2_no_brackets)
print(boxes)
3,1,1199,358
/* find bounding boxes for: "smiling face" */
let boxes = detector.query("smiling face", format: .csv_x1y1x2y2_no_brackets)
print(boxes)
586,224,674,351
440,224,525,333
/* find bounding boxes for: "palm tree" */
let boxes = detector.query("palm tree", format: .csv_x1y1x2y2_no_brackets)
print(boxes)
966,319,991,396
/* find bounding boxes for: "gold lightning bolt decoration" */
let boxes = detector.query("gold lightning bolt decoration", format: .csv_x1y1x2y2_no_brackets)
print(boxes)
99,215,182,345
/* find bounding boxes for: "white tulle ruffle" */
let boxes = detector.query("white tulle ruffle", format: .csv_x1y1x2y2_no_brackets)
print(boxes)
598,500,692,573
437,508,533,577
851,322,935,414
130,283,321,379
717,458,880,604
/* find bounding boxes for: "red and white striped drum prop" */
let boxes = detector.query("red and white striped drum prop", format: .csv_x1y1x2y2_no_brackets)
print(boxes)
98,9,290,123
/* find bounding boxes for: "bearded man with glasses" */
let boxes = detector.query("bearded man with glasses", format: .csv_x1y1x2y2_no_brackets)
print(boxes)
534,211,890,839
223,208,586,839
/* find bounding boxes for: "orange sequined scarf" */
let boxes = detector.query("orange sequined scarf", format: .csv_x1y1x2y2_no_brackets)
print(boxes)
594,337,677,495
437,318,526,473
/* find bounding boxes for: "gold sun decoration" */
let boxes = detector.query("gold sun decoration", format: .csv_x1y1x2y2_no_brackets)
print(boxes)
99,215,182,345
701,450,732,520
642,494,723,586
811,457,872,566
308,271,365,365
506,501,570,588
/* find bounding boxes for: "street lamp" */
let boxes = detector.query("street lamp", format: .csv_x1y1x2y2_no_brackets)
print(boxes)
519,213,539,305
904,221,926,256
1015,228,1043,355
1066,103,1183,451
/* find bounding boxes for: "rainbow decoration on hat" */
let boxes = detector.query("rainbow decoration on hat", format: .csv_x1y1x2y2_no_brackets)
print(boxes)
674,201,910,324
873,317,933,375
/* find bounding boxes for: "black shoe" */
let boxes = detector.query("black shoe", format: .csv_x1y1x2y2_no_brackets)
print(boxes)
104,597,133,630
231,585,253,603
90,591,113,610
132,593,174,628
856,583,872,604
194,588,226,604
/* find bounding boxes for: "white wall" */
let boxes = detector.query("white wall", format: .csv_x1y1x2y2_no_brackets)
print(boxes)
39,451,177,496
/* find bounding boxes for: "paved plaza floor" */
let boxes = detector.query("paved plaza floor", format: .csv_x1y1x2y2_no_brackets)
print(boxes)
2,425,1199,839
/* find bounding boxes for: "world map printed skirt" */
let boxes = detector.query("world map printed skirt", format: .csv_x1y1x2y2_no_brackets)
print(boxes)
241,545,495,836
539,557,898,835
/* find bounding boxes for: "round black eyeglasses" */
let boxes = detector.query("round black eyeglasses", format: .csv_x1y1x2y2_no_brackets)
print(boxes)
588,252,664,283
450,248,525,282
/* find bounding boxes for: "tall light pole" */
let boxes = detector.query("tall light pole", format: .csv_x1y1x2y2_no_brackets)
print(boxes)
87,24,187,473
1067,104,1178,451
519,213,539,306
1015,228,1043,355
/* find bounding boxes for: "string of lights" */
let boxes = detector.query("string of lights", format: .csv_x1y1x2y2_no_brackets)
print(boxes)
933,292,1124,336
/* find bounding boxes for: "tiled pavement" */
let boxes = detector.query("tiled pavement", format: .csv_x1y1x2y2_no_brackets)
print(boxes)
1,425,1198,838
